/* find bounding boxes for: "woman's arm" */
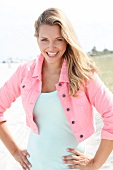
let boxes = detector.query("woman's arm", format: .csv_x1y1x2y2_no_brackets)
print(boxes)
0,122,32,170
0,122,19,155
90,139,113,169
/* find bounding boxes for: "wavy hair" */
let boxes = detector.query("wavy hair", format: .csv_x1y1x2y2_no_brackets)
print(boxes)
34,8,98,96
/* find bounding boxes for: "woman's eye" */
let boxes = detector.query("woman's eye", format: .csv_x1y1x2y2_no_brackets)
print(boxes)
57,38,63,42
41,39,48,42
40,39,49,44
40,38,64,45
54,38,63,44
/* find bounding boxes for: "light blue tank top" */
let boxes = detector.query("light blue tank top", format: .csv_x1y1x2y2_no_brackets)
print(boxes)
27,91,85,170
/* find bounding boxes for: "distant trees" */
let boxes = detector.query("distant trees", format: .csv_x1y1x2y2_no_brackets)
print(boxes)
103,48,109,53
89,46,113,56
92,46,97,53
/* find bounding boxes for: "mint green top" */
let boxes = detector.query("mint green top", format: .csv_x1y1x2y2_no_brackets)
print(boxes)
27,91,85,170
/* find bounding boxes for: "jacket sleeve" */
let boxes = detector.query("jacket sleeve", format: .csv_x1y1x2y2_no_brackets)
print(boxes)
86,72,113,140
0,65,23,122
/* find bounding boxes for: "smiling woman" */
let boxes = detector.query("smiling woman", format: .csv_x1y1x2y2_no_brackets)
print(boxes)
0,7,113,170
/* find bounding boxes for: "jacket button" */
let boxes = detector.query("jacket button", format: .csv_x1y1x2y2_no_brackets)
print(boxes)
59,83,62,86
72,121,75,124
80,134,83,138
22,85,25,88
62,94,66,97
66,108,70,111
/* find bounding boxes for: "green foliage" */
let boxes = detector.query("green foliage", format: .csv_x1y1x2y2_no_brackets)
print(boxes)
89,46,113,56
93,55,113,92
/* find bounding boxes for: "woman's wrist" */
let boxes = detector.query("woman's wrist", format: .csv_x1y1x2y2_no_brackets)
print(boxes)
89,158,100,170
11,146,21,157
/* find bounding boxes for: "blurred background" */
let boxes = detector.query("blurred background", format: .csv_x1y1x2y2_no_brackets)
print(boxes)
0,0,113,62
0,0,113,169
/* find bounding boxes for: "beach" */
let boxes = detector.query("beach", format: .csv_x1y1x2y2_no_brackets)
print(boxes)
0,63,113,170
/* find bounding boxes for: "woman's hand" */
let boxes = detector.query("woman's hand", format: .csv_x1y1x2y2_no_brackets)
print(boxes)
12,148,32,170
62,148,94,169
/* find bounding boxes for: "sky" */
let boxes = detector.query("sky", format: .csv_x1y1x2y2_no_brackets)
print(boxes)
0,0,113,61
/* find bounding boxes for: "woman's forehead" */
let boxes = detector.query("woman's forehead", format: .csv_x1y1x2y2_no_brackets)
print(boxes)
38,25,62,37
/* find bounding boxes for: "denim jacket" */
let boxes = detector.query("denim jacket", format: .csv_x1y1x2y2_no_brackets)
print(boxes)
0,54,113,142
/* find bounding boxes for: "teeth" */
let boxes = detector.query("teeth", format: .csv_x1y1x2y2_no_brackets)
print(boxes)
47,52,57,56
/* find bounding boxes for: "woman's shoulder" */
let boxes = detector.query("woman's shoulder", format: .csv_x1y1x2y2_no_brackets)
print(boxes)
85,72,104,95
14,58,38,80
19,54,43,72
86,72,101,86
20,58,37,69
17,58,37,73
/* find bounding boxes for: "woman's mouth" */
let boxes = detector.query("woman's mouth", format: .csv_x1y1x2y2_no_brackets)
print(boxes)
47,52,58,57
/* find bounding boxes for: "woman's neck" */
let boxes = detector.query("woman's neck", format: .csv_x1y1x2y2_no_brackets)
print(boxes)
43,59,63,73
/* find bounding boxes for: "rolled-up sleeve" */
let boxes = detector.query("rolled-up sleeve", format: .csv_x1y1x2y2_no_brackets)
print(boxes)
86,73,113,140
0,65,23,122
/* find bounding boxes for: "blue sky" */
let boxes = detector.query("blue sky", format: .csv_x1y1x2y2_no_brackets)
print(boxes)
0,0,113,61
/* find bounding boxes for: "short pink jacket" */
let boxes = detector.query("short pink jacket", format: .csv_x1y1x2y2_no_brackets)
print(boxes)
0,54,113,142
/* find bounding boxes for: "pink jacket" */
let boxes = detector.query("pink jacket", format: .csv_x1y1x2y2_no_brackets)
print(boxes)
0,54,113,142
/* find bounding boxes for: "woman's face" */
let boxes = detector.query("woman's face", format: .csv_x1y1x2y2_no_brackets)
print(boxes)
37,24,67,64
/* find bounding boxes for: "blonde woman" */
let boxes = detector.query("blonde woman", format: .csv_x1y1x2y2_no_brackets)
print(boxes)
0,8,113,170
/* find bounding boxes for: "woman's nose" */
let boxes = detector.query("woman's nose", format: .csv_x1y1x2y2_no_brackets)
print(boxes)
48,42,55,50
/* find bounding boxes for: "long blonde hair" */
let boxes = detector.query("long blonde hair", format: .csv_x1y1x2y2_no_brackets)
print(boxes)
34,8,98,96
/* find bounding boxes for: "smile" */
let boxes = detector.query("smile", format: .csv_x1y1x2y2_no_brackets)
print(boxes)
47,52,58,57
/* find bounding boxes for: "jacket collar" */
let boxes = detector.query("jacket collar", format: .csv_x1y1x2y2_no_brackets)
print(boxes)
59,58,69,83
32,54,44,80
32,54,69,83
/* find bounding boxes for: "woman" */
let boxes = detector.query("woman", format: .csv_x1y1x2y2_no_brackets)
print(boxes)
0,8,113,170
